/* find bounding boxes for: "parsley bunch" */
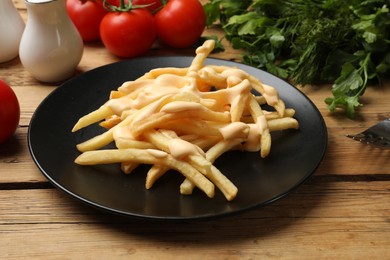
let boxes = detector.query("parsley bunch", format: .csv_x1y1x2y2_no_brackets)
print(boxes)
204,0,390,117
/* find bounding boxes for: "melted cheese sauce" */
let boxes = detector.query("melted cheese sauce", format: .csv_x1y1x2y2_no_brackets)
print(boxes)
262,84,279,106
168,138,203,159
219,122,249,140
105,65,278,155
113,125,134,140
161,101,205,113
243,124,261,152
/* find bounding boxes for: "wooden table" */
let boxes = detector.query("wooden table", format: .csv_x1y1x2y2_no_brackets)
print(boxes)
1,1,389,258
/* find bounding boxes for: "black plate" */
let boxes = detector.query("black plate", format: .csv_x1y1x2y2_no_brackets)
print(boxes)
28,57,327,220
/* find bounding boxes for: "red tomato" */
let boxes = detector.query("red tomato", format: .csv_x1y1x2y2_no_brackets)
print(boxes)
132,0,162,13
66,0,108,41
155,0,206,48
102,0,119,7
100,8,157,58
104,0,121,5
0,80,20,144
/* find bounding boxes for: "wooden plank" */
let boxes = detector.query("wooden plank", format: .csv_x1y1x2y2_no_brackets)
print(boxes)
1,221,388,259
2,123,390,185
13,86,55,126
0,126,46,183
0,179,389,223
1,0,389,258
0,181,389,259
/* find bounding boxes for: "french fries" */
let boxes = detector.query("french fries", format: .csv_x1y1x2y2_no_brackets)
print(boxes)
72,40,299,201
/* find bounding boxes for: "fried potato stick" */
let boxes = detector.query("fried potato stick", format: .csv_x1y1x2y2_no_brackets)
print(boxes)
72,39,300,201
76,114,134,152
187,40,215,74
75,148,215,198
142,130,211,175
248,95,272,158
268,117,299,131
121,162,139,174
72,105,113,132
131,109,230,138
145,165,169,189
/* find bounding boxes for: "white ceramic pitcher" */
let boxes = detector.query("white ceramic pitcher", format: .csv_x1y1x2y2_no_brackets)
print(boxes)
19,0,83,82
0,0,25,63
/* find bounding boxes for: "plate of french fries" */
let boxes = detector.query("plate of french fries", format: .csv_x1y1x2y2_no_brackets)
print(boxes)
28,40,327,220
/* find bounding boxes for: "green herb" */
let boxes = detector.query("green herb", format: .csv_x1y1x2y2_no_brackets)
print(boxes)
204,0,390,117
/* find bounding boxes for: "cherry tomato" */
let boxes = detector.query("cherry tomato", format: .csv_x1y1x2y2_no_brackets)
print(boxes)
100,8,157,58
104,0,121,5
104,0,127,6
0,80,20,144
66,0,108,42
155,0,206,48
132,0,162,13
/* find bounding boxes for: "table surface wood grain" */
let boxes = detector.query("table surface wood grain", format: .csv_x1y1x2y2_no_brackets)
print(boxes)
1,1,389,259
